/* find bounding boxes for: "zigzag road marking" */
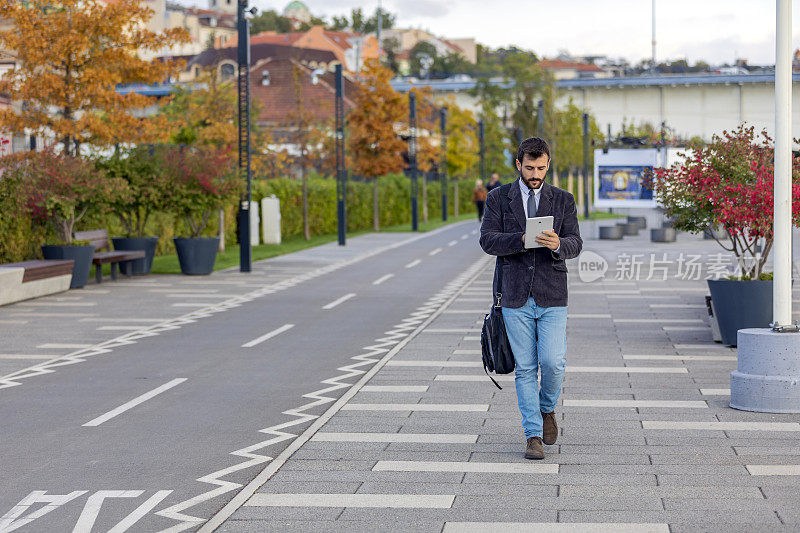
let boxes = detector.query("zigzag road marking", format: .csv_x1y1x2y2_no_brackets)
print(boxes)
0,223,470,392
156,255,492,532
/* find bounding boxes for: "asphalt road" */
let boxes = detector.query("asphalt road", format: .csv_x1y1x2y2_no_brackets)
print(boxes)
0,220,487,532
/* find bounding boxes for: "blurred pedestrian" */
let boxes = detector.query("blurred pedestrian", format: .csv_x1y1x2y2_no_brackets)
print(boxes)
472,179,488,220
486,173,502,192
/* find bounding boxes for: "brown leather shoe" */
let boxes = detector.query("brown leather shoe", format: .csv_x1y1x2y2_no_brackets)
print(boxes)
525,436,544,460
542,410,558,445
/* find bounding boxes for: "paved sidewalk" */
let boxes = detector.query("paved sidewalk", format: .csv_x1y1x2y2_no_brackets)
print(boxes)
215,225,800,532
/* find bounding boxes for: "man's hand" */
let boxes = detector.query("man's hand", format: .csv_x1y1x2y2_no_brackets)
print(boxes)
535,230,560,251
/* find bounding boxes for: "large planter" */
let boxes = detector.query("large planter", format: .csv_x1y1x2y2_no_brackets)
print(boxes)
707,279,772,346
112,236,159,276
173,237,219,275
41,244,94,289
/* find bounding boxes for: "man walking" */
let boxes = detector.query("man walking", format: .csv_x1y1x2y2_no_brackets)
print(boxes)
479,137,582,460
486,173,502,192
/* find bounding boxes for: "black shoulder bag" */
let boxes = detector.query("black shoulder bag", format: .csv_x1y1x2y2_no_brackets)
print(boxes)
480,194,516,389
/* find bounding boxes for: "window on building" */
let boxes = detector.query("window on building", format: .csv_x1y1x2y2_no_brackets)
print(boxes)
220,63,235,80
261,70,270,86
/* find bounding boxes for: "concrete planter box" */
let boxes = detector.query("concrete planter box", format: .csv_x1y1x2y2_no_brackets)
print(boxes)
174,237,219,275
599,226,624,240
707,279,772,346
112,236,158,275
616,222,639,236
627,216,647,229
41,244,94,288
650,228,676,242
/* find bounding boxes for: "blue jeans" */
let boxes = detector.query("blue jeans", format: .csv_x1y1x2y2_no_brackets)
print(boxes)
502,296,568,438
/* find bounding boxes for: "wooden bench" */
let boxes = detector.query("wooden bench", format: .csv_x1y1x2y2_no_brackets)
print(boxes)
0,260,74,306
73,230,146,284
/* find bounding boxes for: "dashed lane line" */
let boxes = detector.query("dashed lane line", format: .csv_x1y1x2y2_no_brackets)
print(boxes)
82,379,187,427
241,324,294,348
322,293,356,310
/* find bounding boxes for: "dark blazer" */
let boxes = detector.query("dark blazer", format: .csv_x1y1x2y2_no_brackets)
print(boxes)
479,179,582,308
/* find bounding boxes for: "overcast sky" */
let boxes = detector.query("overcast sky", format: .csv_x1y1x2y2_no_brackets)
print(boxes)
189,0,800,65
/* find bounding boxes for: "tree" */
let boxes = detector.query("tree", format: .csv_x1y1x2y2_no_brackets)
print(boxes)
13,149,128,244
382,37,401,74
409,88,439,223
409,41,438,78
288,64,318,240
250,10,292,34
330,7,394,33
348,59,406,231
479,101,511,177
0,0,189,155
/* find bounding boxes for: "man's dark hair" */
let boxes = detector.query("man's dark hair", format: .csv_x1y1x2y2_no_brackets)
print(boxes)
516,137,551,163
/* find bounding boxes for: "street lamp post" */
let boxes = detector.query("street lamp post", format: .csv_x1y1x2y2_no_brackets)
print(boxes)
581,112,590,219
478,118,485,182
440,107,448,222
335,64,346,246
409,92,418,231
237,0,252,273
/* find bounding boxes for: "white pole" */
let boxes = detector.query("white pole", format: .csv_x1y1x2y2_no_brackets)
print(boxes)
651,0,656,69
774,0,792,327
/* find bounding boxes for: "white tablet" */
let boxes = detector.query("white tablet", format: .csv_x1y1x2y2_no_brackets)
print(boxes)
524,215,554,249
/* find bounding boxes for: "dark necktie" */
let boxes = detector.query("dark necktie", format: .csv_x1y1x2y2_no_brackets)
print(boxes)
527,191,536,217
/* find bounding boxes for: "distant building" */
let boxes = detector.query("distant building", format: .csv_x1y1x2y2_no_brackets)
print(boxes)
538,59,611,80
381,27,477,74
225,26,379,73
187,43,356,131
283,1,312,29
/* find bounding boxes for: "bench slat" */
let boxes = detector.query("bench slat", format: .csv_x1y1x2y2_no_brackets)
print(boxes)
91,251,146,264
1,260,75,283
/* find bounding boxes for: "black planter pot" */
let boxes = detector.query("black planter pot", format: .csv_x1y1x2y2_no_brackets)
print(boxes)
707,279,772,346
173,237,219,275
112,236,159,275
41,244,94,288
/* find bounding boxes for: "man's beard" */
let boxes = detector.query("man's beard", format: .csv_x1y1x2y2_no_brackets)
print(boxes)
521,175,543,190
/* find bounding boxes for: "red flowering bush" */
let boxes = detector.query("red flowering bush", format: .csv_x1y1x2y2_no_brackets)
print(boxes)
649,125,800,279
161,146,239,238
4,149,128,244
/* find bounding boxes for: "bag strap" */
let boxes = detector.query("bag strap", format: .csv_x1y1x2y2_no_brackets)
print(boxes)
494,190,507,308
484,362,502,390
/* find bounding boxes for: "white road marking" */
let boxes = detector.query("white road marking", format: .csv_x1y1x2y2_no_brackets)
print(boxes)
651,304,707,309
83,378,187,427
745,465,800,476
322,293,356,310
429,247,443,256
36,343,91,349
147,288,219,293
387,360,481,367
405,259,422,268
245,493,455,508
423,328,479,333
8,312,97,318
674,343,728,350
372,274,394,285
72,491,144,533
453,349,481,355
171,303,218,307
461,234,469,240
463,336,481,341
360,385,429,392
443,523,669,533
569,314,612,318
435,374,514,382
563,399,708,408
166,293,238,299
107,491,173,533
642,421,800,431
443,309,485,314
241,324,294,348
0,354,56,360
471,229,477,235
311,432,478,443
14,302,96,307
341,403,488,412
571,290,640,295
373,461,558,474
662,327,710,331
614,318,704,323
623,355,736,361
448,240,458,246
79,318,172,323
0,491,87,532
700,388,730,395
0,320,28,324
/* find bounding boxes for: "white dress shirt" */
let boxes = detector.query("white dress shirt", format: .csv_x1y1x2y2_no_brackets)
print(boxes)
519,178,560,255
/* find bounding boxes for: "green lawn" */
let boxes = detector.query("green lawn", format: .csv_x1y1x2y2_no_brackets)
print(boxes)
147,209,623,275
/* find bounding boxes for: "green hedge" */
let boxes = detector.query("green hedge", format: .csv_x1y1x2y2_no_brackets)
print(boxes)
0,172,478,263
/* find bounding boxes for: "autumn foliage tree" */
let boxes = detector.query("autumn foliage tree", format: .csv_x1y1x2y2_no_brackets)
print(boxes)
0,0,190,154
348,59,406,231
